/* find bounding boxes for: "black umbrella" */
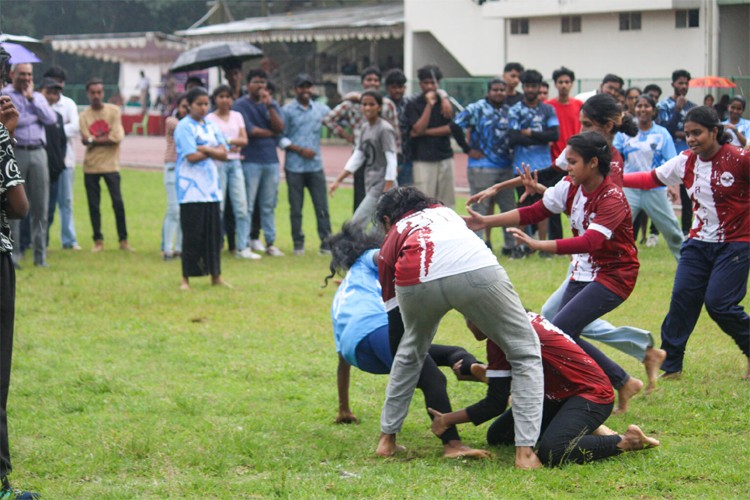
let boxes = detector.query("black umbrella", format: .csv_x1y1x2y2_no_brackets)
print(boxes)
169,41,263,73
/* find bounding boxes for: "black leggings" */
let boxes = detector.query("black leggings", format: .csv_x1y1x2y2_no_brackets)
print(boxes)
487,396,621,466
388,308,480,444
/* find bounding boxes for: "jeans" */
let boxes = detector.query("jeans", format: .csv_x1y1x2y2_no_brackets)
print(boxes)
11,148,49,266
383,266,543,447
219,159,250,251
84,172,128,242
47,167,79,248
243,162,279,246
285,170,332,251
161,163,182,254
467,167,517,249
553,281,630,389
624,187,683,261
661,239,750,373
541,266,654,362
397,160,413,187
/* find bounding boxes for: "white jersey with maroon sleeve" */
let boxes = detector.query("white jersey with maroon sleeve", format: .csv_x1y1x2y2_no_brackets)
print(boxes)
543,176,639,299
378,206,498,309
654,144,749,243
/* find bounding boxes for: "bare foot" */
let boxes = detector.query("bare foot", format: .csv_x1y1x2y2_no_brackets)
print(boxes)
376,433,406,457
643,348,666,395
211,277,233,289
515,446,542,469
660,371,682,381
91,240,104,253
616,424,660,451
443,440,491,459
592,424,618,436
427,408,448,437
470,363,488,384
614,377,644,415
180,279,190,291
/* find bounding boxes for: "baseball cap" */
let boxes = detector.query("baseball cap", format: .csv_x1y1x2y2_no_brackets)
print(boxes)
294,73,314,87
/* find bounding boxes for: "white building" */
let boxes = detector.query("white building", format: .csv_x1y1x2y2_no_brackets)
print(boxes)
405,0,749,98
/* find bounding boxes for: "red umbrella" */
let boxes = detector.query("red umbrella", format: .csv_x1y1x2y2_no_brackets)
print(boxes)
689,76,736,88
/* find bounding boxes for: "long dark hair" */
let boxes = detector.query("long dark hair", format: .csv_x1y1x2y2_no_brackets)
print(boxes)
567,132,612,177
374,186,442,228
685,106,731,145
323,223,384,287
582,93,638,137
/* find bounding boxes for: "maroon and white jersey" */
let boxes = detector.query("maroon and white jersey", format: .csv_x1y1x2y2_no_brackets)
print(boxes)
379,205,498,310
654,144,749,243
543,175,639,299
487,312,614,404
554,146,625,186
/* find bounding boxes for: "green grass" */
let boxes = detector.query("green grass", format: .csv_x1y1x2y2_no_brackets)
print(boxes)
9,168,750,498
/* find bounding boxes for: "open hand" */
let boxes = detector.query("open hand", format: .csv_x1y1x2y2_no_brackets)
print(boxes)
517,164,545,203
507,227,538,250
427,408,449,437
466,186,497,206
462,206,487,231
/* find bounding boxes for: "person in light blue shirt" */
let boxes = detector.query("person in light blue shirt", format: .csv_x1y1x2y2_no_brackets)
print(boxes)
174,87,228,289
722,96,749,149
279,74,332,255
453,78,516,253
615,94,683,261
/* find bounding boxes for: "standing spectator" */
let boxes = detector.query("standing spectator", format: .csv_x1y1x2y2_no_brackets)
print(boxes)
703,94,715,108
279,74,332,256
538,82,549,102
233,69,285,257
222,62,245,100
174,87,229,290
657,69,697,235
643,84,663,104
384,69,412,186
575,74,624,102
322,66,399,211
39,78,67,251
502,62,524,107
161,94,188,261
42,66,80,251
0,45,39,498
547,67,582,241
3,63,57,268
624,87,642,117
451,79,515,254
79,78,132,252
405,65,456,207
722,96,749,149
508,69,559,246
207,85,255,259
713,94,730,121
137,70,150,114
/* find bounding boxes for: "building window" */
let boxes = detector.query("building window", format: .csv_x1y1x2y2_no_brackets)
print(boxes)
510,18,529,35
676,9,699,28
619,12,641,31
561,16,581,33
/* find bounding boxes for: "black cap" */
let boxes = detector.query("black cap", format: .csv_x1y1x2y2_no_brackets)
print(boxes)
42,77,64,90
294,73,314,87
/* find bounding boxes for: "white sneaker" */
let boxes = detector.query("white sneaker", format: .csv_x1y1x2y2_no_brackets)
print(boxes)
293,248,305,256
249,239,266,252
266,245,285,257
646,234,659,248
237,248,262,260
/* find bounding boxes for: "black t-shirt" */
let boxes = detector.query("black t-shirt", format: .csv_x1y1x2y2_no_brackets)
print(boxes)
44,112,67,180
404,94,453,162
504,93,524,107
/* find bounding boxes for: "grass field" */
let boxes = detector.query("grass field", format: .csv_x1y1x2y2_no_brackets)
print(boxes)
8,168,750,498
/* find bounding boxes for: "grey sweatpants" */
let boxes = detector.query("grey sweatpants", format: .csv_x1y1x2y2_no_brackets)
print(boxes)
381,265,544,447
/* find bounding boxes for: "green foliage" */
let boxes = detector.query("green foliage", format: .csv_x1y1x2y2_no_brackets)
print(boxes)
8,168,750,497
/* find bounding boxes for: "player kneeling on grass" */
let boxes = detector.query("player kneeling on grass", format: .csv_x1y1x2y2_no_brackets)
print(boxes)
325,223,490,459
429,312,660,467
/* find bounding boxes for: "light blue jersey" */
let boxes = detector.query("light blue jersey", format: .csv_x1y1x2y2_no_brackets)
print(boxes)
614,124,677,173
723,118,750,148
174,116,227,203
331,249,388,368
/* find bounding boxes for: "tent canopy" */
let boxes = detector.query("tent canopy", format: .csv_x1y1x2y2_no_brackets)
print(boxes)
175,3,404,44
45,31,186,64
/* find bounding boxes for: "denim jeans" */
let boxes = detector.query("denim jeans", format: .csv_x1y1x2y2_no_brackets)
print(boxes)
219,159,250,251
161,163,182,254
624,187,683,261
243,161,279,246
48,167,79,248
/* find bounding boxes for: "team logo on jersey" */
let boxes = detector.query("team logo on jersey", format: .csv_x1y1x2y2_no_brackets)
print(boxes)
720,171,734,187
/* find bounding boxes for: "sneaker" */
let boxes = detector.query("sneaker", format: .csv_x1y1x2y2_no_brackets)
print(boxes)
0,476,40,499
266,245,285,257
293,248,305,256
236,248,262,260
538,251,553,259
63,244,81,250
646,234,659,248
91,240,104,253
249,239,266,252
119,240,136,252
509,247,526,260
319,248,332,256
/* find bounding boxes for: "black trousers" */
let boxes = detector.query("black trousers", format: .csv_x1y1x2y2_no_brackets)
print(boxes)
0,253,16,475
388,308,480,444
84,172,128,242
487,396,620,466
353,166,365,212
286,170,332,251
